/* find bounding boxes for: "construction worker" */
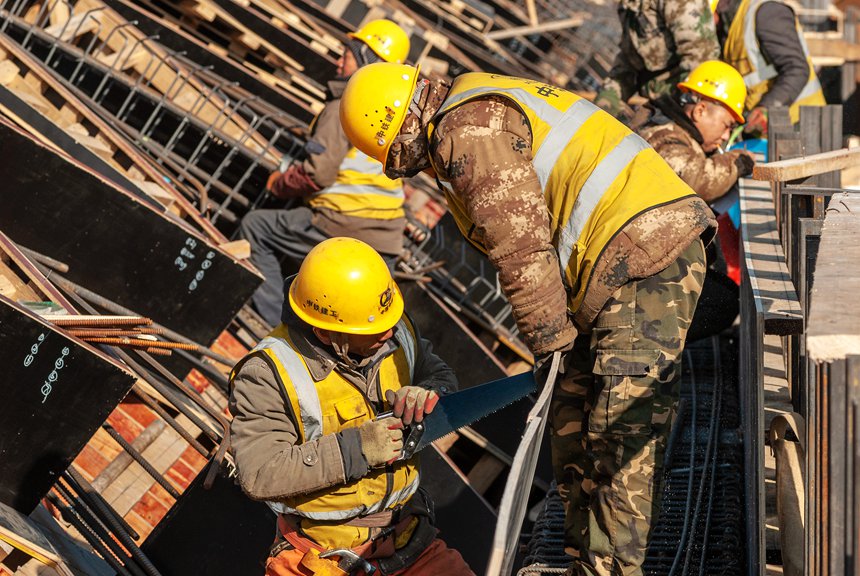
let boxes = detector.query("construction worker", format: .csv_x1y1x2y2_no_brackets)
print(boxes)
229,237,474,576
637,60,754,341
339,64,714,575
715,0,825,132
594,0,720,121
239,20,411,326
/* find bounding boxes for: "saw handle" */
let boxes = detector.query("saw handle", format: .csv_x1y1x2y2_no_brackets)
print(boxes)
374,411,425,461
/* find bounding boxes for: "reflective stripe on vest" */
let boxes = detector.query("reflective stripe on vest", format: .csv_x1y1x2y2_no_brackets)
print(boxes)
428,75,682,307
252,319,416,443
725,0,824,118
309,148,405,219
253,320,420,520
556,133,651,267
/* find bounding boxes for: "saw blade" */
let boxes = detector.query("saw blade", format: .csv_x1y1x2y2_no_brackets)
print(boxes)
415,370,536,452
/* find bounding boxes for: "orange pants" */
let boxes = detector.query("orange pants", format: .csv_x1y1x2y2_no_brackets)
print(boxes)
265,538,475,576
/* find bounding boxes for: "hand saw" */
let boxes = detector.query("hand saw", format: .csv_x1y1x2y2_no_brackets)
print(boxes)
376,371,536,460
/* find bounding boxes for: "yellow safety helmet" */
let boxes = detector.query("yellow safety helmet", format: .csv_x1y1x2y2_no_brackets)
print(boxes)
677,60,747,123
339,63,420,170
348,19,410,64
709,0,719,13
288,237,404,334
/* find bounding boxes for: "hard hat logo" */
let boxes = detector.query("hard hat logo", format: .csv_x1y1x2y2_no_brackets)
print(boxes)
379,287,394,309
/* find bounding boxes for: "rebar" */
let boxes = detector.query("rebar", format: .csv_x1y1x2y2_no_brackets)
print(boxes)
132,384,209,456
82,337,199,351
102,423,181,499
50,316,152,327
63,469,163,576
46,491,135,576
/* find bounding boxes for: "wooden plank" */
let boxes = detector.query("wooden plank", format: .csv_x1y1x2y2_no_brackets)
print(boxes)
485,14,588,39
806,193,860,361
806,37,860,62
0,502,63,568
753,147,860,182
739,178,804,335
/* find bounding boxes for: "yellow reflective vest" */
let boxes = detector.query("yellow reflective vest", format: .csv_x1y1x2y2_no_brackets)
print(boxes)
427,73,697,312
244,320,420,548
308,147,406,220
723,0,825,122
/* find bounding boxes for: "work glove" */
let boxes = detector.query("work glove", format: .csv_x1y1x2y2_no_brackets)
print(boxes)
533,341,574,390
742,107,768,139
384,387,439,426
358,417,404,468
733,150,756,178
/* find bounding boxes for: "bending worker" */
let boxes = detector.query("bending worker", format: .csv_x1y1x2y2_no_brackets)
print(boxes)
339,64,714,575
229,237,474,576
637,60,754,341
715,0,825,133
595,0,719,120
240,20,410,326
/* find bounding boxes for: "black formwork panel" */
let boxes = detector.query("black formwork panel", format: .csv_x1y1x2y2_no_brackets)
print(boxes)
142,448,497,575
0,120,262,346
0,297,136,513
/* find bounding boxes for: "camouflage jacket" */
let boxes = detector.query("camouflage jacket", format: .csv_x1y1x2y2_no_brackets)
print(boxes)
429,97,716,356
636,97,745,203
597,0,720,115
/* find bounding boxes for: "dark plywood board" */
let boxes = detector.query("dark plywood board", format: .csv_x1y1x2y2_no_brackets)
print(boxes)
140,463,275,576
0,83,159,211
0,120,262,345
0,297,136,513
141,448,495,576
419,447,496,574
402,282,552,480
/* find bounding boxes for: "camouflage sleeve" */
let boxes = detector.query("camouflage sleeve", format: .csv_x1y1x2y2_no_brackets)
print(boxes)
664,0,720,75
644,126,741,202
431,98,577,357
300,98,350,189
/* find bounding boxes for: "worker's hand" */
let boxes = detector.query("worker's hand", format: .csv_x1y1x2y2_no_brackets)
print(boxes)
265,170,283,193
743,107,768,139
733,150,756,178
533,341,574,390
358,417,404,467
385,387,439,426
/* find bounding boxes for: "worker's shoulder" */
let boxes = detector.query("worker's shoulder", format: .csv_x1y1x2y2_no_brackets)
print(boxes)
434,96,530,140
638,118,694,146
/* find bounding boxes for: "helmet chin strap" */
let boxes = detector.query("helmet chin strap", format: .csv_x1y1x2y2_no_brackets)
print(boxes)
330,332,360,370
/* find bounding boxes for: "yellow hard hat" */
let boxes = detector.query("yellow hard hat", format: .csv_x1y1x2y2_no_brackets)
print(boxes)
709,0,719,13
339,63,420,170
348,19,410,64
678,60,747,123
288,237,404,334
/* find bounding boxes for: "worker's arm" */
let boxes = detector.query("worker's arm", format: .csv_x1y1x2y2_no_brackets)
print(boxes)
646,128,754,202
665,0,721,77
269,99,351,198
430,97,577,357
755,2,810,107
229,357,367,500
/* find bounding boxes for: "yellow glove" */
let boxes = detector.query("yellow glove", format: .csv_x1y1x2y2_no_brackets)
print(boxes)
384,387,439,426
358,417,403,468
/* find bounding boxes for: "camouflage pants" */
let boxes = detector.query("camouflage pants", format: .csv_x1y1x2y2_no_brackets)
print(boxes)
550,238,706,576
